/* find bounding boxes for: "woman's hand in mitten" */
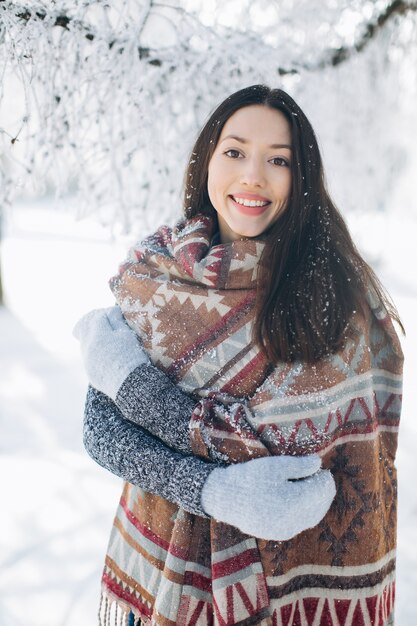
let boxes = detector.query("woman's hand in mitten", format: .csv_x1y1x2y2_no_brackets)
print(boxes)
73,306,149,400
201,454,336,541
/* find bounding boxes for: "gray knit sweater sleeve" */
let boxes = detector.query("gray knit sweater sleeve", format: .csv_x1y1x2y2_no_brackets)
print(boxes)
83,385,213,516
115,365,195,454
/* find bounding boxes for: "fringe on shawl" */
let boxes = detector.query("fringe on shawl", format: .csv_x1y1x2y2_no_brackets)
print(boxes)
97,591,395,626
99,589,150,626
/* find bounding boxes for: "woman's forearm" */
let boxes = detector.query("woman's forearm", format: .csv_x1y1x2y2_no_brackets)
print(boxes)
84,385,213,516
84,387,336,540
114,364,195,454
114,364,256,463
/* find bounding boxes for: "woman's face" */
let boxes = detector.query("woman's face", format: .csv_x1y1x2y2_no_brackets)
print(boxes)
207,105,292,243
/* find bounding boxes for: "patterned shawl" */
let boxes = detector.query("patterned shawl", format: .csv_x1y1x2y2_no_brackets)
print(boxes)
101,215,403,626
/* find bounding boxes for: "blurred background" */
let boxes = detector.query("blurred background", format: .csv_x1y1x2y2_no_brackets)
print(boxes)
1,1,416,624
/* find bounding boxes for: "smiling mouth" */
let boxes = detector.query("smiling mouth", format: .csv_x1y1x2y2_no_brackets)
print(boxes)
229,195,271,215
232,195,270,207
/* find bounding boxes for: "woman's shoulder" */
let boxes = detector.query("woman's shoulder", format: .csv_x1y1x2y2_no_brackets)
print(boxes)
347,287,404,371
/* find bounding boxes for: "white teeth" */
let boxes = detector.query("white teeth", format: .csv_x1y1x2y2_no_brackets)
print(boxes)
233,196,269,207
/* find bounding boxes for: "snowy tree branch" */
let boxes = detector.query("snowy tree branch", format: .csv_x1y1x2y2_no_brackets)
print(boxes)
3,0,416,74
1,0,159,62
319,0,417,69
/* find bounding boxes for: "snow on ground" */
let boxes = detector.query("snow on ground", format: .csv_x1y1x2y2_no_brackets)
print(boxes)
1,199,416,625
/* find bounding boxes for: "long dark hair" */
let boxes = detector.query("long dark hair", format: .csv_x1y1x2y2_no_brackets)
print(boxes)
183,85,403,363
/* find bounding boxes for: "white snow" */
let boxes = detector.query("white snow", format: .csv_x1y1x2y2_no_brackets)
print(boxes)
1,199,416,624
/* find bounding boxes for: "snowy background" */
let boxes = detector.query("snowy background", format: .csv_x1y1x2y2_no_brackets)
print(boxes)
1,1,417,624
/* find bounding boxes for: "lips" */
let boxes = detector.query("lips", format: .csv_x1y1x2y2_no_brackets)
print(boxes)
229,194,271,216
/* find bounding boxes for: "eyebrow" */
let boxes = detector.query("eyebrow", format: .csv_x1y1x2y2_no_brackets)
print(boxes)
220,134,292,150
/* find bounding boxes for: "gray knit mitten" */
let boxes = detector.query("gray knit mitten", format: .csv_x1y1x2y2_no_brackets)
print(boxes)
73,306,149,400
201,454,336,540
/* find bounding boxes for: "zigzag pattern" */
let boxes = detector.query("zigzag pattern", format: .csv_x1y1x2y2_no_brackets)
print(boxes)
270,583,395,626
256,391,400,454
193,389,401,461
213,577,270,626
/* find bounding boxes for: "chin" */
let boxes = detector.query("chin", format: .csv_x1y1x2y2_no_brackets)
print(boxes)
234,226,267,239
238,232,263,239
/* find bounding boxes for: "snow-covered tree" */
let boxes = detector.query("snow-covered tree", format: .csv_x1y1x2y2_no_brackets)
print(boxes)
0,0,416,234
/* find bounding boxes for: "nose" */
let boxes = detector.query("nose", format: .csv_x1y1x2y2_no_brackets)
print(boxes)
239,158,265,187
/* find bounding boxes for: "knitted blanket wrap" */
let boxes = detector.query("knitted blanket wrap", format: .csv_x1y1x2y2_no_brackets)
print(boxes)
103,216,402,626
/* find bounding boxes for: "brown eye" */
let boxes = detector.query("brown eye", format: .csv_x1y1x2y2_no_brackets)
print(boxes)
270,157,289,167
224,149,242,158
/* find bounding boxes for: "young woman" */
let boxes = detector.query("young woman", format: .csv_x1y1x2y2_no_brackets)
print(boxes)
74,85,403,626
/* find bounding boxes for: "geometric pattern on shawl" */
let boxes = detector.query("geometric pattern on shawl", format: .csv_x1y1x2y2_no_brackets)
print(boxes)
102,216,402,626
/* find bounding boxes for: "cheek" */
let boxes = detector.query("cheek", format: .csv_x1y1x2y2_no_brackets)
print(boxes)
286,175,292,196
207,170,215,206
207,178,218,213
207,162,224,203
278,171,292,198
